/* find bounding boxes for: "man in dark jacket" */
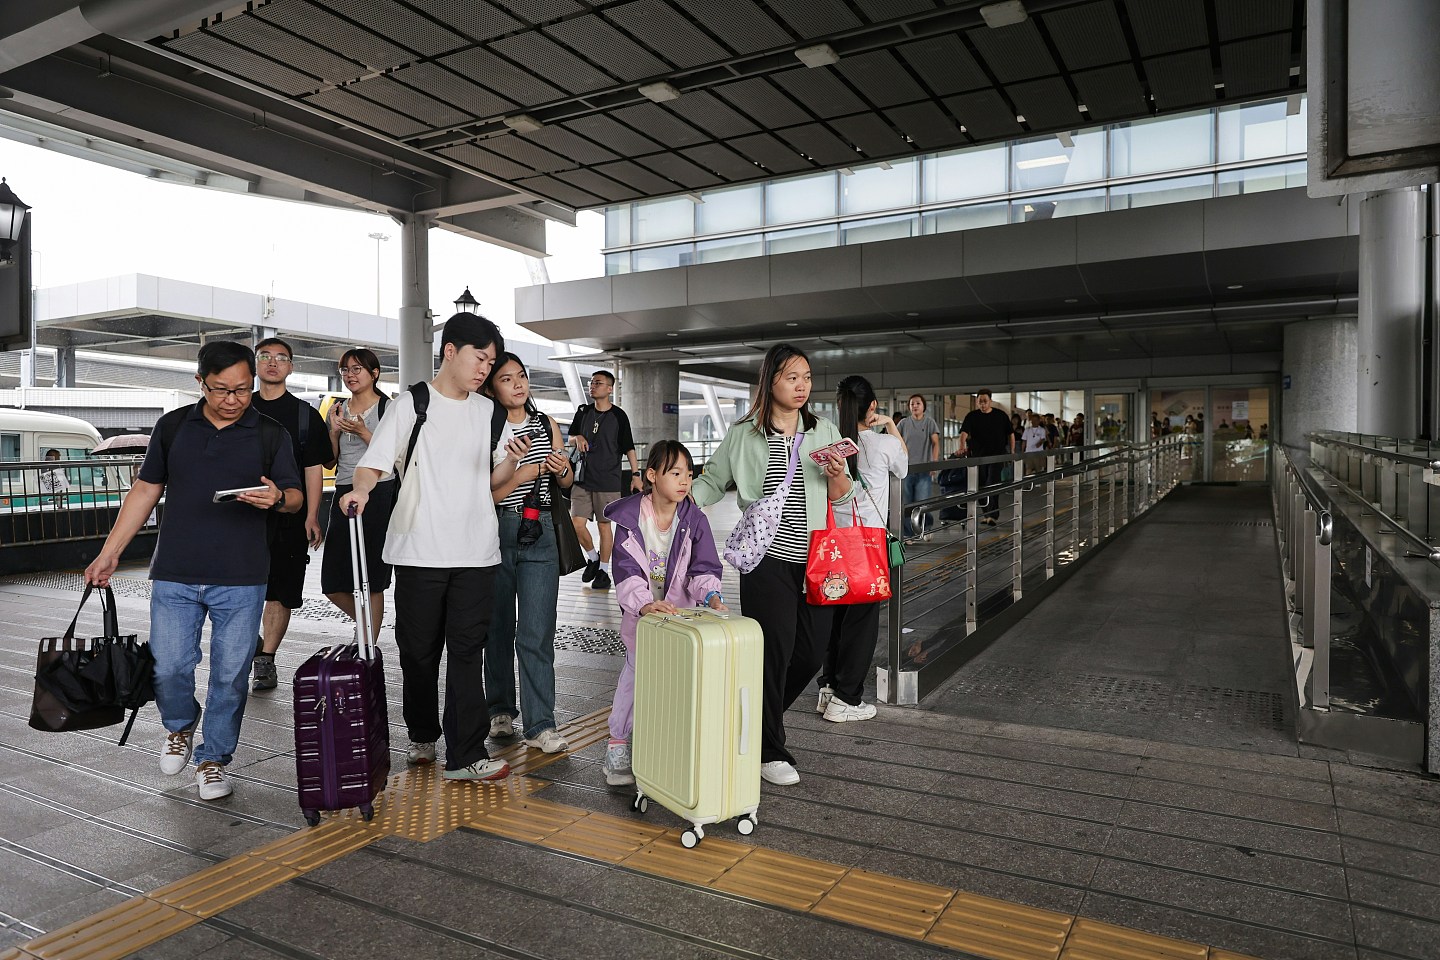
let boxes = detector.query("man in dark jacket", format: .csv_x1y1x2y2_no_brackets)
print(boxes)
959,389,1014,525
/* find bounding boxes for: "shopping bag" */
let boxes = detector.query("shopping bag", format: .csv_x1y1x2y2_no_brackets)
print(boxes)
549,478,587,576
805,501,892,606
30,585,154,744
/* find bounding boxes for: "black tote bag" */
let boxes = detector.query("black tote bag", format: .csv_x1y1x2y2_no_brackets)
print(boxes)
548,477,587,576
30,585,155,745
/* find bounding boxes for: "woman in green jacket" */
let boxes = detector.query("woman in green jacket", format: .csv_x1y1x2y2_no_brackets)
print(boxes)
691,343,854,786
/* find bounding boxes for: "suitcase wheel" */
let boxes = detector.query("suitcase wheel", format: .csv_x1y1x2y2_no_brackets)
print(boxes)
680,824,704,848
631,794,648,815
303,810,321,828
737,815,756,836
360,803,375,822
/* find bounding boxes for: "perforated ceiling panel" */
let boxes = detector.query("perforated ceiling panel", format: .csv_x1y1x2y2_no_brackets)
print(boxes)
149,0,1305,211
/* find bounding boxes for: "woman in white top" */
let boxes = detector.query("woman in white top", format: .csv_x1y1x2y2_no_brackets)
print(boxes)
816,375,907,723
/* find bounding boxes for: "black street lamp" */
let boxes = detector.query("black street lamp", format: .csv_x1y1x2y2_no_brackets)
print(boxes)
0,178,31,264
453,286,480,315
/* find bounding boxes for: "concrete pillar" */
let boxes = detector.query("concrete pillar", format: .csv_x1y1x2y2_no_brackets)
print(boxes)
397,215,433,390
54,345,76,387
1357,188,1426,437
620,360,679,457
1281,318,1358,450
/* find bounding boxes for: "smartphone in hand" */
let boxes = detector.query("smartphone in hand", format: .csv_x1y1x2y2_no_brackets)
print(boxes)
213,485,268,503
809,438,859,465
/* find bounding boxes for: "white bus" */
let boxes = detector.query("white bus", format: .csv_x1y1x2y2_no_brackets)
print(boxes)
0,408,133,510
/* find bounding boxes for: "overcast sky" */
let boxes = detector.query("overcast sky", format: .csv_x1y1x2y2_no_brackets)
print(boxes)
0,137,605,346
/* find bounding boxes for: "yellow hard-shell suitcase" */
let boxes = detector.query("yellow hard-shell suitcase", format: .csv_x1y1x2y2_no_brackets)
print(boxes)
630,608,761,847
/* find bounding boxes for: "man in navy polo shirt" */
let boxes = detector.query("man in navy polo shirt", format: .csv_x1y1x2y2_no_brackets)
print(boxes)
86,341,302,802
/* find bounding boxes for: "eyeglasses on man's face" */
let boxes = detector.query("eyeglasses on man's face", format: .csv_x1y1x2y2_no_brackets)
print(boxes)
201,382,253,400
256,352,292,364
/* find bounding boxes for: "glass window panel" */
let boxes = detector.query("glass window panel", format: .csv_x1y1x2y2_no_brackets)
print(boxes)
924,145,1007,202
696,183,764,235
1092,394,1129,442
1210,387,1270,481
766,171,837,225
1110,109,1213,177
1218,97,1306,163
1216,161,1306,196
631,196,694,244
604,205,631,247
1109,174,1214,209
1011,189,1106,222
841,160,918,215
695,234,763,262
922,203,1008,234
632,243,693,272
604,252,631,276
0,434,18,461
840,214,916,245
1150,388,1204,480
766,224,837,255
1012,131,1105,192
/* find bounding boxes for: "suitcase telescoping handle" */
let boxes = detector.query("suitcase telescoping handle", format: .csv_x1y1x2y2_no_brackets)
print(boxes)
346,503,375,661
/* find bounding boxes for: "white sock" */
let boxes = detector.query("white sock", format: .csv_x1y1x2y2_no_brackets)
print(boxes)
599,560,611,573
585,549,599,562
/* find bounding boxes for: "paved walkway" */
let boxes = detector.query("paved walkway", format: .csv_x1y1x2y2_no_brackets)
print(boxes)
0,489,1436,960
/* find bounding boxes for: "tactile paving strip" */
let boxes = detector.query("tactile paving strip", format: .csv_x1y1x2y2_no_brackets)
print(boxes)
17,899,193,960
928,891,1074,960
812,869,954,939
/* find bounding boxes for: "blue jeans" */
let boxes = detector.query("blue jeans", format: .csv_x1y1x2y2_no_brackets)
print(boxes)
485,510,560,739
149,580,266,766
901,472,933,536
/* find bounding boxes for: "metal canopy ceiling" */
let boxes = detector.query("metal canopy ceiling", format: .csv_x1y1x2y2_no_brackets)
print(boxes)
96,0,1302,212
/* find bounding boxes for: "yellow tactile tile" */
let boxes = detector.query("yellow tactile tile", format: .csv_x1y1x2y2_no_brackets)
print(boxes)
0,948,35,960
812,868,953,939
247,821,376,871
711,846,847,911
927,891,1073,960
1060,919,1208,960
469,795,586,843
21,898,192,960
147,855,301,918
621,831,750,885
544,811,667,862
1210,951,1265,960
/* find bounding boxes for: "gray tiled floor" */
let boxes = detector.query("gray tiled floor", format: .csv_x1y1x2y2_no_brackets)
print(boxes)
0,488,1437,960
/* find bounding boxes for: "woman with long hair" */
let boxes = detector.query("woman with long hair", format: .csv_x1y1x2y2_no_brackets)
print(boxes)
815,376,906,723
322,347,393,639
691,343,854,786
483,352,575,753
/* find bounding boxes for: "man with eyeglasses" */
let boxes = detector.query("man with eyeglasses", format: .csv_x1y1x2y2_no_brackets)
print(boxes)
85,341,302,801
249,338,335,692
568,370,640,591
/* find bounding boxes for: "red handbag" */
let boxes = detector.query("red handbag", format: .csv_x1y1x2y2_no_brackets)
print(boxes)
805,501,892,606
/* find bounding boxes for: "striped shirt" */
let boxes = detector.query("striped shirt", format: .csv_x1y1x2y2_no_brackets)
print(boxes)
762,432,809,563
494,413,553,509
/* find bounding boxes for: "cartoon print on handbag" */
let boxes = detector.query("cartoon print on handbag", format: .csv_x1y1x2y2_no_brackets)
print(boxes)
805,500,893,606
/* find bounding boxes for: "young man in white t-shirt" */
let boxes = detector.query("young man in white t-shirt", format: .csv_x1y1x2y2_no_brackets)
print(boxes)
341,314,527,782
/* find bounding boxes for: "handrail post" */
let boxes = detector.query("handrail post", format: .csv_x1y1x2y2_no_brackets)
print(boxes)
1310,523,1331,709
966,464,979,635
1043,454,1056,579
883,473,903,703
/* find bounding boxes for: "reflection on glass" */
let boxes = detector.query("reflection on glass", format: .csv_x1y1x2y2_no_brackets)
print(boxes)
696,183,763,235
922,203,1008,234
632,243,693,272
766,171,837,224
1012,189,1106,222
1111,109,1213,177
1012,132,1105,191
632,196,694,244
924,145,1008,202
1217,161,1306,196
842,160,918,215
604,206,630,247
603,252,630,276
1093,394,1129,442
1150,388,1205,481
1109,174,1214,209
1218,98,1306,163
695,234,763,263
766,224,837,255
1210,387,1270,481
841,214,915,245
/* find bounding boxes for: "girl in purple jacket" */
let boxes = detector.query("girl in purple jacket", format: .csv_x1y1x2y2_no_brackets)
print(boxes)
600,440,726,786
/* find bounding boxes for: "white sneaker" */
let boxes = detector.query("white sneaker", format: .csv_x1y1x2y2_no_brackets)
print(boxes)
815,685,834,714
488,714,516,739
159,720,198,776
760,760,800,786
603,741,634,786
823,699,878,723
195,761,232,801
406,741,437,765
442,759,510,782
523,727,569,754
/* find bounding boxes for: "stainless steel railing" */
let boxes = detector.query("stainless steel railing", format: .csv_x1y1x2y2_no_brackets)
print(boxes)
1308,431,1440,563
1271,444,1334,708
878,436,1186,703
0,456,144,544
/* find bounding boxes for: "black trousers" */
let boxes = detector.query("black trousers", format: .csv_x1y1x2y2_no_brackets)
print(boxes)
822,601,881,706
740,555,834,765
393,565,495,770
979,462,1006,520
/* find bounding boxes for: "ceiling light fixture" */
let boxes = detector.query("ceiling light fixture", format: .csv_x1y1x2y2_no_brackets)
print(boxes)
667,332,679,337
795,43,839,68
1065,298,1079,304
1015,154,1070,169
1227,284,1244,290
503,114,542,133
639,81,681,103
979,0,1028,28
906,312,920,317
785,321,799,327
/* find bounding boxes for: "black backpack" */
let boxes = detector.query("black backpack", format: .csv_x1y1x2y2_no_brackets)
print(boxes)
156,407,285,480
395,382,498,488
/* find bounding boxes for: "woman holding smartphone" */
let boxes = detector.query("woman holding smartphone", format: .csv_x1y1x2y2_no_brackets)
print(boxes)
483,352,574,753
322,348,393,640
691,343,854,786
816,375,907,722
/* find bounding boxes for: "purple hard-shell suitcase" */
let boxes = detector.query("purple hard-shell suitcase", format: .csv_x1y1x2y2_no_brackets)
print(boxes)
294,509,390,825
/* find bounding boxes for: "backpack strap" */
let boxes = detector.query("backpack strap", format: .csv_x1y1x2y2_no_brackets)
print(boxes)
296,401,309,453
399,382,429,482
257,416,283,477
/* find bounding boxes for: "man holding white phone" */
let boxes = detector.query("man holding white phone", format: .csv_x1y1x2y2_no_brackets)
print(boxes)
85,341,302,802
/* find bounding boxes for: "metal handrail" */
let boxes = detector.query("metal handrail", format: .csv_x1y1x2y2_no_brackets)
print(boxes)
1284,458,1334,546
903,444,1135,518
1325,471,1439,561
1308,432,1440,470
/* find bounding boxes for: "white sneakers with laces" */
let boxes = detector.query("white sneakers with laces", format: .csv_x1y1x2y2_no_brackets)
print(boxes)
815,685,834,715
524,727,569,754
406,741,437,765
196,761,232,800
823,699,878,723
604,740,634,786
488,715,516,739
760,760,800,786
159,714,199,776
442,759,510,781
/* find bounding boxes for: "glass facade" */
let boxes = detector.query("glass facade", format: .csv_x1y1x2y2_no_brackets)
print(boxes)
602,96,1308,276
